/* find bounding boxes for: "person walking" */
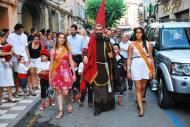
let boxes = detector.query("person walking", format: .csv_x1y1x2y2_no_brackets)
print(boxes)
38,49,55,110
119,33,133,90
0,44,16,102
44,33,55,52
28,35,43,95
7,23,30,96
127,27,155,117
82,24,115,116
78,57,93,107
49,33,76,119
67,25,86,102
17,56,30,97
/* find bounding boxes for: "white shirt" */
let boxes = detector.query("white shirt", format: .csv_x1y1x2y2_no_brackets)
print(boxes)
17,63,30,74
110,38,116,45
7,33,28,61
37,61,50,73
119,41,131,58
67,34,86,55
78,62,84,73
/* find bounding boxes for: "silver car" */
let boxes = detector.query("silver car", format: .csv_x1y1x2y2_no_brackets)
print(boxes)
147,21,190,108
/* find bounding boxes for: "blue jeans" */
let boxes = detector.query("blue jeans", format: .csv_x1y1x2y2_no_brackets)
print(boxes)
19,78,27,89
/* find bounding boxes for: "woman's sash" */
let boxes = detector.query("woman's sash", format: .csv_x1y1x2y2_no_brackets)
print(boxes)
132,41,154,78
51,47,68,75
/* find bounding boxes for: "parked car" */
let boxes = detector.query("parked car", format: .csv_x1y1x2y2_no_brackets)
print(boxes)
146,21,190,108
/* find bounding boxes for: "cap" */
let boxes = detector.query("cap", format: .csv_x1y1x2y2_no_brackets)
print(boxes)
40,49,49,57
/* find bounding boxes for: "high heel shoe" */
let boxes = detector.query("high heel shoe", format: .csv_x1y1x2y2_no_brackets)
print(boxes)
138,111,144,117
56,111,64,119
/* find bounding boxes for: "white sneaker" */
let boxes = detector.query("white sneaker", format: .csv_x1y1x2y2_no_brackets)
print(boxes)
1,99,8,103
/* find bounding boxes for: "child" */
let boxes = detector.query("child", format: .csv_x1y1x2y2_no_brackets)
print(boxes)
37,49,54,110
78,58,93,107
113,44,126,106
71,63,81,102
0,44,16,102
17,56,30,97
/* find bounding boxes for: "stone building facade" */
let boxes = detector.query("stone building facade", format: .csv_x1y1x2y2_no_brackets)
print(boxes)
0,0,86,33
0,0,18,31
158,0,190,21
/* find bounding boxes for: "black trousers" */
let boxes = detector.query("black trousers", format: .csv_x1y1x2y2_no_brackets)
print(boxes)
80,84,93,103
72,55,83,94
40,78,49,99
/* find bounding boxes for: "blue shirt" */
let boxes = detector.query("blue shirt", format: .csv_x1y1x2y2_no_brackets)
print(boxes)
67,34,86,55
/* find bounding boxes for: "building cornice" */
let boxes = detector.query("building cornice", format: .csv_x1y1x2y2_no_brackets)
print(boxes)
46,2,73,16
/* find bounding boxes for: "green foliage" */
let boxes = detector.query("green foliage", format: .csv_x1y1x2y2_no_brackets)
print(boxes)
87,0,126,28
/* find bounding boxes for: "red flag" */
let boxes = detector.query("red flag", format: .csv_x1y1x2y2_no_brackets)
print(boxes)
80,0,106,90
95,0,106,27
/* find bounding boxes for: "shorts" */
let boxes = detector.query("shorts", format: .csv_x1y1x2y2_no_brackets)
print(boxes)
30,57,41,68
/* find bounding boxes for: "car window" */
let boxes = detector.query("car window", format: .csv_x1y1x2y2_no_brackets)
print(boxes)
162,28,190,49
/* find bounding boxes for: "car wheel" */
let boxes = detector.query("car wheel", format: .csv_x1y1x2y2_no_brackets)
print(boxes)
158,74,175,108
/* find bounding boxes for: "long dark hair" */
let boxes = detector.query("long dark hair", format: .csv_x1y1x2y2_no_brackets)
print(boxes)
133,27,148,53
55,32,69,52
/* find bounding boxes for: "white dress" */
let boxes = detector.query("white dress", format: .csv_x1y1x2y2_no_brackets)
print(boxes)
0,59,15,87
131,42,150,80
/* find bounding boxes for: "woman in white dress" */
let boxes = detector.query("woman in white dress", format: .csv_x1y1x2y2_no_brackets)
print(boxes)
127,27,155,117
0,32,16,102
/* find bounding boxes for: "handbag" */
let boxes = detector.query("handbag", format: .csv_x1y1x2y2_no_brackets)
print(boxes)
47,86,55,98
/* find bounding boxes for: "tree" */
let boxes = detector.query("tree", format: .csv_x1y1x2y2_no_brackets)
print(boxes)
87,0,126,28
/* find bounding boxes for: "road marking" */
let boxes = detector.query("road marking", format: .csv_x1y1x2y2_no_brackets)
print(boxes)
0,123,8,127
148,89,185,127
164,109,184,127
0,114,18,119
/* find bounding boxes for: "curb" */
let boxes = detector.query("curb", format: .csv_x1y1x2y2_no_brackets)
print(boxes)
7,96,41,127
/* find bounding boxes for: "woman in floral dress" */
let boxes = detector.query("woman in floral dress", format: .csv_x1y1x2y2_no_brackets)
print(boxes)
49,33,76,119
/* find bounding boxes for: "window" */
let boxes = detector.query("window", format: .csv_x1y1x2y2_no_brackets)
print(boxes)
162,28,190,49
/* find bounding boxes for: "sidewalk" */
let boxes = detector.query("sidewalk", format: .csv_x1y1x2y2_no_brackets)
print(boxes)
0,90,40,127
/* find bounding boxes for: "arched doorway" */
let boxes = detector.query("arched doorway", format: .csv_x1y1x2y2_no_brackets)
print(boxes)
22,1,41,32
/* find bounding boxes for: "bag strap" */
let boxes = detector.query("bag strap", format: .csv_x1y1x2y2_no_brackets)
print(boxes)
132,41,154,78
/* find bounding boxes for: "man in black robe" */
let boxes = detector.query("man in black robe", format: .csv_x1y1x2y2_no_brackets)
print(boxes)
83,24,116,116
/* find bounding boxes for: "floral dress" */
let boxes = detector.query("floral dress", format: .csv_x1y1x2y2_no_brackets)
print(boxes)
51,52,73,90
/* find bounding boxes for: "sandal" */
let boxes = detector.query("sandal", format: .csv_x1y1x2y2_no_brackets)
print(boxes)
8,97,17,102
56,111,64,119
67,104,73,113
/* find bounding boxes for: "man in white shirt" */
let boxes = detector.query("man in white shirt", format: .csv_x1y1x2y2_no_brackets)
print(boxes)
67,24,86,101
7,23,29,72
7,23,30,95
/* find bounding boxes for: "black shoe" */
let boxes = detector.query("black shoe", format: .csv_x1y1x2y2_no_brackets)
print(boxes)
142,98,146,103
94,112,100,116
138,112,144,117
88,103,93,107
128,87,132,90
79,102,84,107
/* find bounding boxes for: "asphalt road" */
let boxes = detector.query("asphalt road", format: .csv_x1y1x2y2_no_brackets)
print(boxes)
30,88,190,127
